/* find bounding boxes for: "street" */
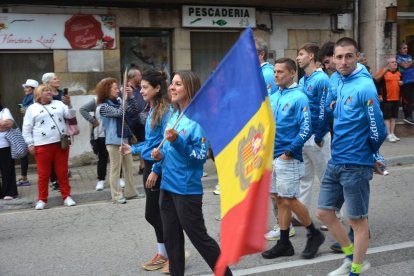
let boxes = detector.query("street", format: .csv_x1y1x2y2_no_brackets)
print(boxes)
0,165,413,276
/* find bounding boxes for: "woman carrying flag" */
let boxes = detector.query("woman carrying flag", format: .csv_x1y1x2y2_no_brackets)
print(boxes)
151,71,232,276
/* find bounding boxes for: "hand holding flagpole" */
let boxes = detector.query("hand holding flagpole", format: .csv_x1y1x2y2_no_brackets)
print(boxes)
155,112,184,150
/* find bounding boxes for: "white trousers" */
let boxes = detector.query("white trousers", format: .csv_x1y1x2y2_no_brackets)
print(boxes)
299,133,331,211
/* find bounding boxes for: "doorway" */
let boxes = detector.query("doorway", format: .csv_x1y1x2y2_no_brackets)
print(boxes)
191,31,240,83
0,52,53,128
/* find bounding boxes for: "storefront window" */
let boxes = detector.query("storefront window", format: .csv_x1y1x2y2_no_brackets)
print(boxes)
191,31,240,83
120,29,171,81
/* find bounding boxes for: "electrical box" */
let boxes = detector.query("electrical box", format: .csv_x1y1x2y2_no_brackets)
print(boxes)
337,13,353,30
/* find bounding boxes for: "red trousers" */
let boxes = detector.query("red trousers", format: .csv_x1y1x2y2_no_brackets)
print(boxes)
35,143,71,202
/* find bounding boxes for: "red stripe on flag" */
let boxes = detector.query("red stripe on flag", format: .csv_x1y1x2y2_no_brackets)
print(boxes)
214,169,271,275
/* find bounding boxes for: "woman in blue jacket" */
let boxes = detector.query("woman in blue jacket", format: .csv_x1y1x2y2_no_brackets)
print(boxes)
97,78,138,204
151,71,232,276
121,69,172,272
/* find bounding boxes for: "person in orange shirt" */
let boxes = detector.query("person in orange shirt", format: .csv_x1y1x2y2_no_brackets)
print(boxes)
375,57,403,142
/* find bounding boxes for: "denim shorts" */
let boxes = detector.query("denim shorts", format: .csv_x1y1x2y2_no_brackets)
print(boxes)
318,163,373,219
270,158,304,198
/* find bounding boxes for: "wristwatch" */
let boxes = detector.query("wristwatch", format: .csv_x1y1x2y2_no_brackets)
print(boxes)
284,150,293,157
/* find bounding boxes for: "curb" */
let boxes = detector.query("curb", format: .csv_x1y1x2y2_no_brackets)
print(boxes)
0,177,219,212
387,155,414,166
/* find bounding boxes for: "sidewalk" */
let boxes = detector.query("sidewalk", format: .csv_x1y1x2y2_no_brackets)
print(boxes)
1,135,413,212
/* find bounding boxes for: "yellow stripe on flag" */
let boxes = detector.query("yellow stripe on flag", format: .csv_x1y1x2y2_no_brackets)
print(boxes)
215,100,275,217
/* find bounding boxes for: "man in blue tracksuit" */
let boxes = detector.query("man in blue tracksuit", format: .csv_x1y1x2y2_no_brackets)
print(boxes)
262,58,325,260
296,43,331,219
255,37,278,95
317,38,387,276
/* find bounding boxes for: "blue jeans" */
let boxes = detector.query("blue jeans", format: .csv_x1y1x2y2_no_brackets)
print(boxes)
318,163,373,219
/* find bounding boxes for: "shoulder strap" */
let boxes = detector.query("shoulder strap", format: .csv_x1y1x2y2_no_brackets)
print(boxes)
42,104,63,135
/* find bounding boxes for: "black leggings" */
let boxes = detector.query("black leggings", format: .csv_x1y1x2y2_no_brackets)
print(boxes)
96,137,108,180
20,154,29,177
143,160,164,243
0,147,17,198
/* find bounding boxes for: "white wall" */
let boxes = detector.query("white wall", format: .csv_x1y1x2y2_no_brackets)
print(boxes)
69,95,95,159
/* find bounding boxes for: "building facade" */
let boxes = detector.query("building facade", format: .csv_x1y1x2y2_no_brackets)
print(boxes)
0,0,399,163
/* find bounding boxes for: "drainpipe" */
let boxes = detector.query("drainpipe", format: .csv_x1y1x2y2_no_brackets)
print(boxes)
354,0,359,42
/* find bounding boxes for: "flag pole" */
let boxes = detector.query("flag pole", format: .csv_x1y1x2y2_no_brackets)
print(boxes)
120,67,128,143
118,67,128,199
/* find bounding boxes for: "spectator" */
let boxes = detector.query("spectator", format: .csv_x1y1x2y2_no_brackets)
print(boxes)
396,42,414,124
0,99,18,200
17,79,39,186
124,68,148,174
79,97,108,191
22,84,77,210
97,78,138,204
375,57,402,142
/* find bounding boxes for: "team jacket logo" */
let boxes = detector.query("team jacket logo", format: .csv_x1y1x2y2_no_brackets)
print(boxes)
344,96,353,110
235,124,266,191
282,103,290,111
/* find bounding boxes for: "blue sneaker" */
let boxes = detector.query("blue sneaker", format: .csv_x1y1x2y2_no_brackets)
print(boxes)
17,179,31,186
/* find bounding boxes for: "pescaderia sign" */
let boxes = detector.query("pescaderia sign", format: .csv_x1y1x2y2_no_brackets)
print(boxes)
0,13,116,49
182,5,256,28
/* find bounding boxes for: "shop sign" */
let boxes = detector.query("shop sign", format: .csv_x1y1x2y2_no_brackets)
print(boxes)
0,13,116,49
182,5,256,28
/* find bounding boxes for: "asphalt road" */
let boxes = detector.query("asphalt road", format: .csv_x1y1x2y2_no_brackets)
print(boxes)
0,165,413,276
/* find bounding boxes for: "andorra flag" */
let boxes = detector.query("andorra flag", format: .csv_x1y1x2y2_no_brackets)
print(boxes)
183,28,275,275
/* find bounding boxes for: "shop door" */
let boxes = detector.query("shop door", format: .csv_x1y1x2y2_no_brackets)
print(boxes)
191,32,240,83
0,52,53,128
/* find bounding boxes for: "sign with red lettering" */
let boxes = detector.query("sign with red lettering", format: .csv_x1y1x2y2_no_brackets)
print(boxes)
0,13,116,49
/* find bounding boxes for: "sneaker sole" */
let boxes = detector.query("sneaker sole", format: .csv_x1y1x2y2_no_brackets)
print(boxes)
403,119,414,125
262,247,295,259
142,264,166,271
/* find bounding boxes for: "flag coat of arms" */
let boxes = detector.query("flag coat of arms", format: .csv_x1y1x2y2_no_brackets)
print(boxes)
183,28,275,275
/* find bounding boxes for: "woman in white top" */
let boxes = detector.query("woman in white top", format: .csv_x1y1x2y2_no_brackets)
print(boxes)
0,101,18,200
22,84,77,210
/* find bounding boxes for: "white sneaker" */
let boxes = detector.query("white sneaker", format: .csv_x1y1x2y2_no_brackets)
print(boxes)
327,258,371,275
383,170,389,176
64,196,76,207
264,223,295,241
96,180,105,191
387,134,396,143
35,200,46,210
391,133,400,141
203,171,208,177
119,178,125,188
